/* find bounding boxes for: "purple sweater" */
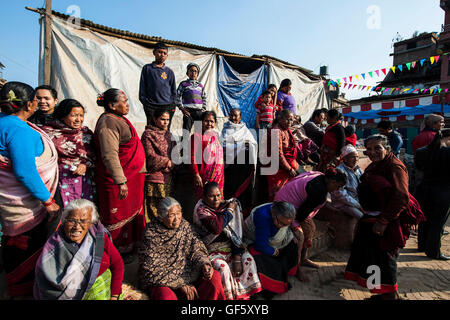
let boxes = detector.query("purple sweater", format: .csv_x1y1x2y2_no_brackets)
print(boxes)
176,79,207,110
277,91,297,115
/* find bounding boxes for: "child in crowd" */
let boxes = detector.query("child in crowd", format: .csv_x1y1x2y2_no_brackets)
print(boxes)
255,90,276,129
176,63,207,134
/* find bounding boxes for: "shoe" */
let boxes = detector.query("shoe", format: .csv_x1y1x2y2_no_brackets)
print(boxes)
438,254,450,261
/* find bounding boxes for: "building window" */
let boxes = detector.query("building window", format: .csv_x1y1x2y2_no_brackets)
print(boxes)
407,42,417,50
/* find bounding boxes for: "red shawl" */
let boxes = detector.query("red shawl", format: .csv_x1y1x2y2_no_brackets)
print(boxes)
94,114,146,230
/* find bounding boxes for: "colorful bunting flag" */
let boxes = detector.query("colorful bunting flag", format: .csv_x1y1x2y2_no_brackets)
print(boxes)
355,75,359,81
362,73,366,80
381,68,387,76
406,62,411,70
430,88,435,94
435,55,440,63
412,61,416,69
349,76,353,82
446,89,449,93
367,86,372,91
369,71,373,78
390,66,396,73
343,77,347,83
430,57,435,64
438,89,442,94
398,65,403,72
420,59,426,66
375,70,380,77
390,88,395,94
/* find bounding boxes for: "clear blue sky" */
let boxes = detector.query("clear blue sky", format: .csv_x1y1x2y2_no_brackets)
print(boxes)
0,0,444,100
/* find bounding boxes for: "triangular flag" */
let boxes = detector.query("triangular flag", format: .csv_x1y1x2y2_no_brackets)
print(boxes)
435,55,440,63
420,89,424,93
343,77,347,83
438,89,442,94
362,73,366,80
398,65,403,72
381,68,387,76
406,62,411,70
420,59,426,66
430,88,435,94
367,86,372,91
375,70,380,77
355,75,359,81
390,88,395,94
430,57,435,64
349,76,353,82
401,88,409,93
353,84,358,89
358,85,362,90
368,71,373,78
412,61,416,69
382,87,387,92
336,79,341,84
362,86,366,90
343,83,347,88
390,66,396,73
327,81,331,86
412,89,419,93
446,89,449,93
424,89,429,93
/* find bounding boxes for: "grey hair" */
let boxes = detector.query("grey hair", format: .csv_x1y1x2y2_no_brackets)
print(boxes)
271,201,296,219
424,114,444,128
61,199,99,224
157,197,181,219
364,133,391,152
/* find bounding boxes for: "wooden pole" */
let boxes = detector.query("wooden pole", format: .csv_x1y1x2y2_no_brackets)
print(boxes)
44,0,52,85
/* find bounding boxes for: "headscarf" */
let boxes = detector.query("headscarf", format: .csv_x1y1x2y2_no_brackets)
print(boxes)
187,63,200,74
341,144,358,158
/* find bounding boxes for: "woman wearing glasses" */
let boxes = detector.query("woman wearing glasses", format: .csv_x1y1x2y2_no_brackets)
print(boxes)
34,199,125,300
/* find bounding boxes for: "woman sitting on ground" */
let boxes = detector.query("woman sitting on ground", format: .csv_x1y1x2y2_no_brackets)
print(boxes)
42,99,96,208
0,82,59,298
345,134,425,300
274,168,347,281
329,144,364,220
138,197,225,300
34,199,124,300
141,109,176,223
221,108,258,216
243,201,299,299
193,182,262,300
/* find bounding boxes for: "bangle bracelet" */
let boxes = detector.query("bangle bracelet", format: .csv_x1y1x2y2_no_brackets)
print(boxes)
43,198,55,207
117,181,127,186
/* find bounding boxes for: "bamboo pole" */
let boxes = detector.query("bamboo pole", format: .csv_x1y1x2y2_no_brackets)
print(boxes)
43,0,52,85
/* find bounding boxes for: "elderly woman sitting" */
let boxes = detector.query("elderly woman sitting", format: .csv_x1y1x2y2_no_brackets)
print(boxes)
193,182,262,300
243,201,299,299
138,197,225,300
34,199,125,300
329,144,364,219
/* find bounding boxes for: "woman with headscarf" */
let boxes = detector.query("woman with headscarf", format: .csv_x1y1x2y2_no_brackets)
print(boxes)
317,108,346,172
190,111,225,199
221,108,258,216
34,199,124,300
415,129,450,260
266,109,298,201
141,109,176,223
345,134,425,300
41,99,96,208
0,82,59,298
193,182,262,300
138,197,226,300
94,88,146,260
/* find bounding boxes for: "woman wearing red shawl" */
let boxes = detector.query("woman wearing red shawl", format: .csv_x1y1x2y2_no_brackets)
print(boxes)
190,111,225,199
266,109,298,201
345,134,425,300
94,89,146,260
42,99,96,208
0,82,60,298
317,109,346,172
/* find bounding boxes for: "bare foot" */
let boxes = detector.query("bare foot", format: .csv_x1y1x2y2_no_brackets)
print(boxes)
296,268,310,282
301,258,320,269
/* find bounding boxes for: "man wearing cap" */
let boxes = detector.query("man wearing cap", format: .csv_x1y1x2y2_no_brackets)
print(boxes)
329,144,364,219
176,63,207,133
139,42,177,126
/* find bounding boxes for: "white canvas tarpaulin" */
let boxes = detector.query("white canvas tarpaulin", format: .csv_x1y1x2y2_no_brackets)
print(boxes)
269,63,328,122
42,17,222,136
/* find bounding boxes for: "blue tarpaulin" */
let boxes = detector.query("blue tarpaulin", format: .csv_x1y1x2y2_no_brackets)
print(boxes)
217,56,267,128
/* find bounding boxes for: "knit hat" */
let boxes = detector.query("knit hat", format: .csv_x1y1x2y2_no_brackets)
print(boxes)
341,144,358,158
186,63,200,74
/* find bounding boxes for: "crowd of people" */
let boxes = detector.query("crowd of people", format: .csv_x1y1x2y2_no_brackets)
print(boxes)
0,42,448,301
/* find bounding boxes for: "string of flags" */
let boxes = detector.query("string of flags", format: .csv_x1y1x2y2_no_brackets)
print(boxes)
327,53,447,95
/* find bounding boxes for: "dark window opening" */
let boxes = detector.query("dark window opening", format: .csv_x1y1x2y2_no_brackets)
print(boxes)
407,42,417,50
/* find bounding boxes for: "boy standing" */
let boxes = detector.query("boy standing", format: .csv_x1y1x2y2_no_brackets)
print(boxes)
139,42,177,125
176,63,207,133
255,90,276,129
28,85,59,126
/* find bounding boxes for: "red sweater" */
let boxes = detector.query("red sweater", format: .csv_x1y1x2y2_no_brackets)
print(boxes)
98,234,124,296
411,129,437,157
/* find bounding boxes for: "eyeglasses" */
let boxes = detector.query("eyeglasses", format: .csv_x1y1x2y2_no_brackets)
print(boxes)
274,215,291,227
65,218,91,227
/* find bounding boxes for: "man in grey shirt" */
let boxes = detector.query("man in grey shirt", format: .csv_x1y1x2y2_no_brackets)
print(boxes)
303,109,326,147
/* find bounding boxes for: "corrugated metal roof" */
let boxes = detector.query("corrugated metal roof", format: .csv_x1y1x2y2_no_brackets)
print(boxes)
27,7,319,78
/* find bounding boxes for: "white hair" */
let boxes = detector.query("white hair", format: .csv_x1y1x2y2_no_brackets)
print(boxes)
158,197,181,219
61,199,99,223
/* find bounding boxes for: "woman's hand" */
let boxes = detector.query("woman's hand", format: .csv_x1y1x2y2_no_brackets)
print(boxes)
118,183,128,200
110,295,119,300
228,200,237,212
231,255,243,277
194,174,203,189
202,263,214,280
73,163,87,176
289,168,297,177
167,160,175,171
180,285,198,300
372,221,388,236
43,199,60,221
181,107,191,117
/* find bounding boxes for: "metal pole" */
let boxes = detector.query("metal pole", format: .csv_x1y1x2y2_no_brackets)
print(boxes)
44,0,52,85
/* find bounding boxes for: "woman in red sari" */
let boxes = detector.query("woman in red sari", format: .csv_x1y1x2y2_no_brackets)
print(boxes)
317,109,346,172
190,111,225,199
266,109,298,201
94,89,146,262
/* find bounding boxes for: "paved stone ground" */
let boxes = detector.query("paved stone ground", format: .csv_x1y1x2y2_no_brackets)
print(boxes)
274,221,450,300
